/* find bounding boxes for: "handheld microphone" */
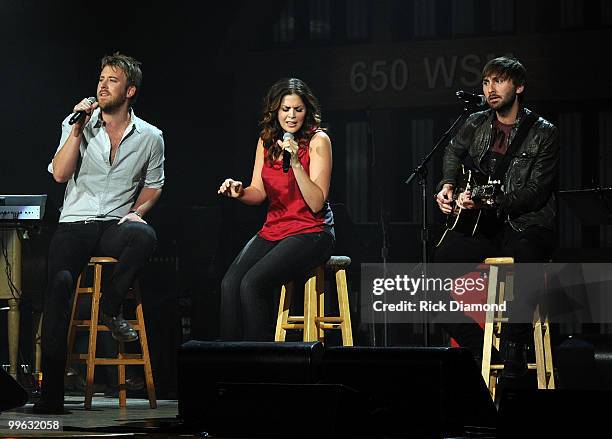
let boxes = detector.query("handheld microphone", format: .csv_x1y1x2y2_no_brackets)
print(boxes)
282,132,293,173
456,90,487,107
68,97,97,125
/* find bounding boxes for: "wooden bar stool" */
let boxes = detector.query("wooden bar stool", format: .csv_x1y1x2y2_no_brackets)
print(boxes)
481,257,555,400
66,257,157,409
275,256,353,346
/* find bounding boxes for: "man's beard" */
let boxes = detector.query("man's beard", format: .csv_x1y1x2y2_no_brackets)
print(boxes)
98,93,127,114
489,89,517,115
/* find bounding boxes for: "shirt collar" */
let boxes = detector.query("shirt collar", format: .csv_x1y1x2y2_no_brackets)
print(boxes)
91,107,141,133
487,105,528,128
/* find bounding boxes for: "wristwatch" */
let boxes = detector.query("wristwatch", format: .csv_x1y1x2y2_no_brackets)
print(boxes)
130,210,142,217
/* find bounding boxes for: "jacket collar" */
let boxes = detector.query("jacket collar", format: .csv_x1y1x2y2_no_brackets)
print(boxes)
486,105,530,128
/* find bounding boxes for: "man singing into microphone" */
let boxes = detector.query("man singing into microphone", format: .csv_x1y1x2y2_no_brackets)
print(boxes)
433,56,559,389
217,77,334,341
35,52,164,414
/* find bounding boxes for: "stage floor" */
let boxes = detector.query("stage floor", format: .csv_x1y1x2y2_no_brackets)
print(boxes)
0,396,189,438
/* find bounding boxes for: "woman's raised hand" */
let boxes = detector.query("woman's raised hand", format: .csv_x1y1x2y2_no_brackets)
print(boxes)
218,178,244,198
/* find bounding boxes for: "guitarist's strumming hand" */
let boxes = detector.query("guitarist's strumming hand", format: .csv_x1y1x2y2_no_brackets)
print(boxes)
436,184,455,214
457,190,490,210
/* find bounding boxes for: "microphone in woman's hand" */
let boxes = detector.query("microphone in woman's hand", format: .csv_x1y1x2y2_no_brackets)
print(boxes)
282,132,293,173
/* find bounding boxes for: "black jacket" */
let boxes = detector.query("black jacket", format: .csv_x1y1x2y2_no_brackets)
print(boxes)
439,107,559,231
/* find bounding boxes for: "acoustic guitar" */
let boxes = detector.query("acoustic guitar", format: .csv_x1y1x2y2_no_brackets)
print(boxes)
437,167,502,246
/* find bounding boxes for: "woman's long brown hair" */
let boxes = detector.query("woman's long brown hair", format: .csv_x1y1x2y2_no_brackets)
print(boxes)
259,78,322,165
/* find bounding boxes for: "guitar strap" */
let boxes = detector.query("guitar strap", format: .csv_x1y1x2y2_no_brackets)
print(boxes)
491,111,539,182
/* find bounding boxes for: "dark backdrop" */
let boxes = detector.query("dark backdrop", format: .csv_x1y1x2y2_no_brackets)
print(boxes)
2,1,612,391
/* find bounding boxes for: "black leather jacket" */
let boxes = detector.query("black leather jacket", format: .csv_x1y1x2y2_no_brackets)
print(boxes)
439,107,559,232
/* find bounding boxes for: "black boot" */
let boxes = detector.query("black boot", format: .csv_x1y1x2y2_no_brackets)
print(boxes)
33,358,70,415
500,340,528,380
32,398,70,415
496,340,529,400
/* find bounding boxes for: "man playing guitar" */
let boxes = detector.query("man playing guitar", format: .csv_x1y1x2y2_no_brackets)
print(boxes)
433,56,559,388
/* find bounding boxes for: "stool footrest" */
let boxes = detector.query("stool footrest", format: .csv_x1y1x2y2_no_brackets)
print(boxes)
287,316,304,323
315,317,343,323
489,364,546,371
319,323,342,330
491,363,551,377
69,353,143,361
94,359,144,365
74,358,145,365
282,323,343,330
72,321,141,330
281,324,305,330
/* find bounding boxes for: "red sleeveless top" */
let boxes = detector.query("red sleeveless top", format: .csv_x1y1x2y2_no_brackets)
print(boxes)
258,138,333,241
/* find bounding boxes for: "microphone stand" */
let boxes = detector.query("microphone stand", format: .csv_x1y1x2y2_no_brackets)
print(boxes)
379,190,390,347
366,107,384,347
404,100,478,346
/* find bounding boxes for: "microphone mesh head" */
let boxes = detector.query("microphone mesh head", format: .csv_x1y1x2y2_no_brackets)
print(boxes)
87,96,97,104
283,132,294,141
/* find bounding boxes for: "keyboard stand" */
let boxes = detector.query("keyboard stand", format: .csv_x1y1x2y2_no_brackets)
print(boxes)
0,228,22,379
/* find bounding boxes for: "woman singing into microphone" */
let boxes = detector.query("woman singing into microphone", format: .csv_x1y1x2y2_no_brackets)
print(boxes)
217,77,334,341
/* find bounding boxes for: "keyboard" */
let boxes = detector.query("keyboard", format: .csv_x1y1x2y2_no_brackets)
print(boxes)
0,195,47,220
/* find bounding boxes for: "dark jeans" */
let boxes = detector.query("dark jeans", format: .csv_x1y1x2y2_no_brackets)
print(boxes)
220,231,334,341
433,223,554,353
40,220,156,402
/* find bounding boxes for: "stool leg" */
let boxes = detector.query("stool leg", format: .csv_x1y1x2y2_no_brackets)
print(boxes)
33,311,42,375
66,274,83,365
542,271,555,389
303,274,318,342
533,305,550,389
118,341,127,408
336,269,353,346
85,264,102,409
487,279,505,400
494,279,506,349
275,283,293,342
482,265,499,395
542,316,555,389
487,275,507,399
316,266,325,342
136,296,157,409
7,298,20,379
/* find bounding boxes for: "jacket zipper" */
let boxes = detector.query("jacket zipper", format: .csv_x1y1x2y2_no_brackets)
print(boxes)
505,113,525,233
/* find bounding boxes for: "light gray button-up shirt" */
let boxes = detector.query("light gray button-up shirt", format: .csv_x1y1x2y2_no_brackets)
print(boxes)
48,108,165,223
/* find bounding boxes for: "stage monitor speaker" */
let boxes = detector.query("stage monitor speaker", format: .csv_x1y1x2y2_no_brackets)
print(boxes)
0,368,28,412
556,334,612,389
322,346,497,437
498,388,611,437
178,340,329,436
177,342,496,438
